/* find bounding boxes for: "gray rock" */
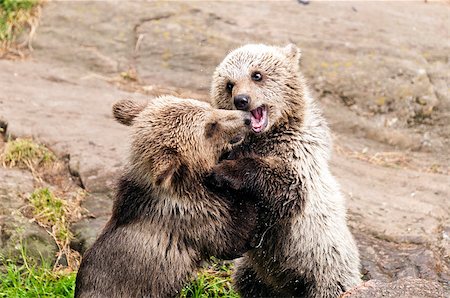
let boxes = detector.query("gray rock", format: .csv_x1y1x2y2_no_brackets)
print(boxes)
71,193,113,253
71,216,109,254
0,214,57,263
0,168,58,263
0,60,146,193
342,278,446,298
354,231,446,283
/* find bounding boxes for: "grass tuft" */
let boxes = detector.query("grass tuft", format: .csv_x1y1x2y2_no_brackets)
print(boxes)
0,0,42,56
29,187,72,244
0,245,76,297
181,259,239,298
1,138,55,170
28,187,81,271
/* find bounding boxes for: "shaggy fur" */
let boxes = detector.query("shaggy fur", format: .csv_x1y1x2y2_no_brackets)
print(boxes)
208,44,361,298
75,96,258,298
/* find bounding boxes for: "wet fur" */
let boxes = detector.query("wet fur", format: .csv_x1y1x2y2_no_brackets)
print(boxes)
209,44,361,298
75,97,258,298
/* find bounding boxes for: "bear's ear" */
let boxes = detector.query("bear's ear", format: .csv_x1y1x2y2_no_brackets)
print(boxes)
113,99,148,126
153,148,186,191
282,44,301,64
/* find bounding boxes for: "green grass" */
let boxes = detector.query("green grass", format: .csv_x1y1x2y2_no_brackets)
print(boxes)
0,0,39,47
181,260,239,298
29,188,72,243
1,138,55,169
1,251,237,297
0,246,76,298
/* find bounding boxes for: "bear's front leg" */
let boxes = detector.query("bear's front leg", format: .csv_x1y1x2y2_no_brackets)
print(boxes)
206,155,305,219
204,156,265,192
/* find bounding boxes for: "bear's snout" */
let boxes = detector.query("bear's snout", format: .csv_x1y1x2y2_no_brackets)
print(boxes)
234,94,251,111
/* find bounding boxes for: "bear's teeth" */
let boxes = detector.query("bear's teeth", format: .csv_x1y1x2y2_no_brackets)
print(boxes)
251,106,264,121
250,106,268,133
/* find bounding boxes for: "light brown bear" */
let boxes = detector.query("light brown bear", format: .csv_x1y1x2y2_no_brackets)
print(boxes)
75,96,259,298
207,44,361,298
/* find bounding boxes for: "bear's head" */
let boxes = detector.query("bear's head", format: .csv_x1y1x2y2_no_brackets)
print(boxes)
113,96,250,194
211,44,305,134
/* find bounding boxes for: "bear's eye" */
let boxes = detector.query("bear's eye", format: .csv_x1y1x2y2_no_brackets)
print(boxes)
226,82,234,93
251,71,263,82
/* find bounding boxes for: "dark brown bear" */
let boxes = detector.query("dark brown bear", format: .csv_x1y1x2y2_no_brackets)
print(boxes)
75,96,258,298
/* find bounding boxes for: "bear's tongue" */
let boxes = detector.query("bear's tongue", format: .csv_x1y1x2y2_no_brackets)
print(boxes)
250,106,267,133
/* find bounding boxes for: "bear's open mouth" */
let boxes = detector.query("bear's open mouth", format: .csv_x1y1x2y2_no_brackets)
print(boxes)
250,105,268,133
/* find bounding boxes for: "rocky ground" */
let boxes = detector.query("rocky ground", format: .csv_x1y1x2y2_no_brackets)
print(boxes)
0,1,448,296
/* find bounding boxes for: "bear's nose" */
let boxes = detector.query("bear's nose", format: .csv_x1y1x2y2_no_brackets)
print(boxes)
234,94,251,111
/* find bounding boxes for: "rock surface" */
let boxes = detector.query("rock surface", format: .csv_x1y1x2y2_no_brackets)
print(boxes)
71,193,113,253
0,167,58,262
0,0,448,293
342,278,446,298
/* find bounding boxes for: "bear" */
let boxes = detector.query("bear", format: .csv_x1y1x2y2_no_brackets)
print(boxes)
75,96,259,298
207,44,361,298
